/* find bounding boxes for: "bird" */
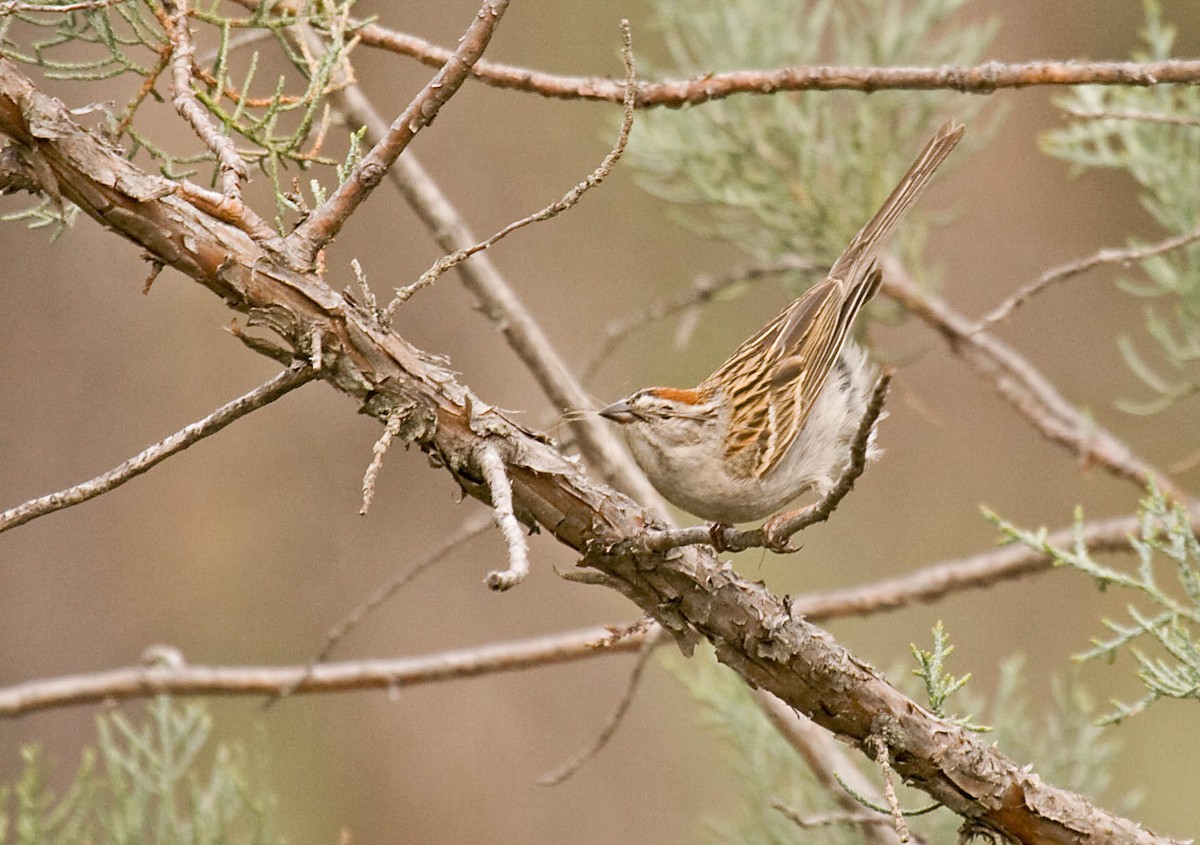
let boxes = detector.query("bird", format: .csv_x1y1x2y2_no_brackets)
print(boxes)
600,122,964,527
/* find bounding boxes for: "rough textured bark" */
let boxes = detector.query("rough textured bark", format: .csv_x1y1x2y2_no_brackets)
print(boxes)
0,58,1180,844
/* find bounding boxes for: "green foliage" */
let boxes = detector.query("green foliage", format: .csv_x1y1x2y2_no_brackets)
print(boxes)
627,0,994,281
0,197,79,241
0,0,359,222
1043,1,1200,412
0,697,279,845
910,621,988,730
988,485,1200,724
666,648,1127,843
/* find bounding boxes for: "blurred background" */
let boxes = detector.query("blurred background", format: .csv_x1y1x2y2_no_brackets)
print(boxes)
1,1,1198,841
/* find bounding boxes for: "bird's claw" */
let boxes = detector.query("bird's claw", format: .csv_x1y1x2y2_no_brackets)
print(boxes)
762,508,809,553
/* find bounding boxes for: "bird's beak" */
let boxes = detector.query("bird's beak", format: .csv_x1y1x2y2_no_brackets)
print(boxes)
599,399,636,424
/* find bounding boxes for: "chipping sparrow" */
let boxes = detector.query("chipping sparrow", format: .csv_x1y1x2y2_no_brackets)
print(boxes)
600,122,964,525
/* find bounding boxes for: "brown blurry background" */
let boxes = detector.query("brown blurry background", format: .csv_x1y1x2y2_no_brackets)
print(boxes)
2,1,1199,841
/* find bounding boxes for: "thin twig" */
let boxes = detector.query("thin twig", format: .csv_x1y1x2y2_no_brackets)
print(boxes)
271,511,496,704
644,370,892,554
0,625,646,718
581,254,818,383
1064,107,1200,128
772,802,898,833
317,30,667,510
161,0,248,200
350,20,1200,104
232,1,1200,105
790,510,1150,619
760,370,892,551
288,0,511,265
0,363,317,534
539,625,664,786
977,222,1200,330
881,258,1185,501
360,406,402,515
383,20,638,315
0,0,124,12
349,257,382,325
477,443,531,591
870,736,912,842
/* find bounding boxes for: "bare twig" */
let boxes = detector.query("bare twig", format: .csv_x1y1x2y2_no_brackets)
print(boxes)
234,1,1200,106
349,257,382,325
0,363,317,534
477,442,532,590
870,735,912,842
352,21,1200,104
269,511,496,704
790,509,1155,620
360,406,402,515
288,0,511,265
644,370,892,554
977,222,1200,330
161,0,248,200
761,370,891,551
384,20,638,315
539,624,664,786
881,259,1185,501
772,802,899,834
0,0,124,12
1064,107,1200,128
581,254,818,383
0,625,645,718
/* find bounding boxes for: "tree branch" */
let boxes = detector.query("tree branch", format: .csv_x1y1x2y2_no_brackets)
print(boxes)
0,57,1180,844
287,0,510,265
977,222,1200,331
351,20,1200,104
881,259,1186,501
0,362,317,534
0,625,644,718
238,2,1200,106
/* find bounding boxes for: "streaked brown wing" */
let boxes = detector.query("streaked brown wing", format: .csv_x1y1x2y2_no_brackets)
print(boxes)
701,266,878,477
696,121,963,479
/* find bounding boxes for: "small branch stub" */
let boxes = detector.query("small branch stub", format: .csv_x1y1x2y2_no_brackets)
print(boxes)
477,442,531,591
361,407,403,515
